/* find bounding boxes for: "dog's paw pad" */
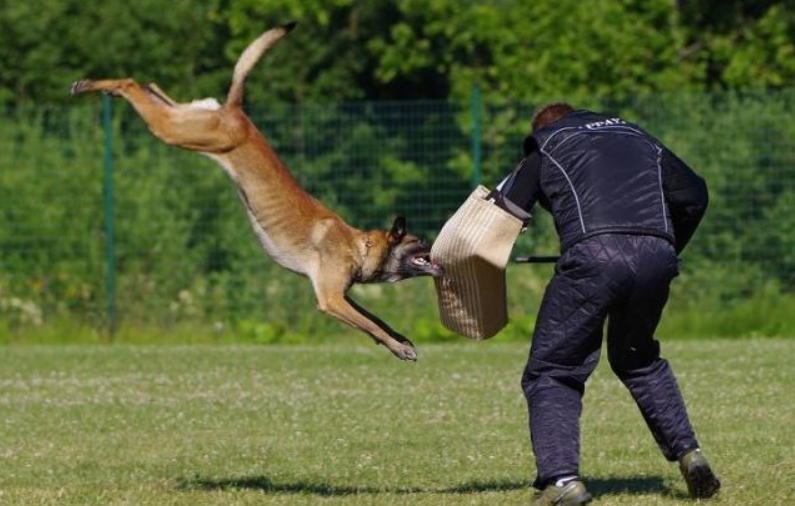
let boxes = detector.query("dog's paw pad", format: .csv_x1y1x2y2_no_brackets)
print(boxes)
70,80,92,96
394,343,418,362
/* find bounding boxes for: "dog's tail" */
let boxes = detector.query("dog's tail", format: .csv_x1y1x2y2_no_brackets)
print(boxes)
226,21,297,108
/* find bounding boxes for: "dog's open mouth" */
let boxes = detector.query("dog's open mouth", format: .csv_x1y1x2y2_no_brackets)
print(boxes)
410,253,443,277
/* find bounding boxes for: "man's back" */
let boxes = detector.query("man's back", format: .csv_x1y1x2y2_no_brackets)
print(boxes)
505,110,708,254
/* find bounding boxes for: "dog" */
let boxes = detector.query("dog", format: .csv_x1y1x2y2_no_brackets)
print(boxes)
70,22,441,361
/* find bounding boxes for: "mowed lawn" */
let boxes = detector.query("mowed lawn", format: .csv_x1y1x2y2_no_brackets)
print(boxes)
0,340,793,506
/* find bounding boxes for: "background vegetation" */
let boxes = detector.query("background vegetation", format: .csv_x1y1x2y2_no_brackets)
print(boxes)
3,0,795,105
1,0,795,343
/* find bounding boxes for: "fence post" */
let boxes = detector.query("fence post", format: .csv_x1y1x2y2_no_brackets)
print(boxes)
470,85,482,188
102,95,117,335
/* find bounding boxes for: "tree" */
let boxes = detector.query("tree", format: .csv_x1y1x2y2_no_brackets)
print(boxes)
0,0,228,105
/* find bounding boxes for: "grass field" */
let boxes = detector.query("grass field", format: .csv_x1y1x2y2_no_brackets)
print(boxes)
0,340,793,506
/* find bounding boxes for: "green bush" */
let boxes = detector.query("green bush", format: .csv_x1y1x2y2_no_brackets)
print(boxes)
1,92,794,343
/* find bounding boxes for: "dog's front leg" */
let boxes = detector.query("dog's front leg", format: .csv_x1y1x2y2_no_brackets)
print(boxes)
344,294,417,352
313,277,417,361
321,296,417,361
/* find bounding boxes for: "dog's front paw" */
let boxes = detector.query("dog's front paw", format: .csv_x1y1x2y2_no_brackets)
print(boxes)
391,341,418,362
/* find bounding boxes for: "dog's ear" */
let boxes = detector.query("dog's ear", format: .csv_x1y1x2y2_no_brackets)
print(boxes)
388,216,407,245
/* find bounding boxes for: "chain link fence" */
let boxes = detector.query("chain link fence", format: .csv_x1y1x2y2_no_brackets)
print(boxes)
1,90,794,340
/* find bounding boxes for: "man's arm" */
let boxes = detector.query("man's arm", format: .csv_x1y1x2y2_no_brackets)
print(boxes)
660,147,708,254
502,149,543,213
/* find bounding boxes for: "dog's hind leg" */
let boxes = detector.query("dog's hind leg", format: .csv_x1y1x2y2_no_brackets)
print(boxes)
70,79,180,137
145,83,178,106
70,78,234,152
72,78,151,100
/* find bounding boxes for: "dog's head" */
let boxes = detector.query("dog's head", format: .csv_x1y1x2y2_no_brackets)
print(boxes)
373,217,442,283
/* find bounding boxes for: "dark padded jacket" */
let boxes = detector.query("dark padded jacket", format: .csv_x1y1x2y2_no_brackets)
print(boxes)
502,110,708,254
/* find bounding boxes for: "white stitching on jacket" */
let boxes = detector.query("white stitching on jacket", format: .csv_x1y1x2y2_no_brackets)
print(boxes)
540,148,587,234
656,145,669,233
539,127,580,151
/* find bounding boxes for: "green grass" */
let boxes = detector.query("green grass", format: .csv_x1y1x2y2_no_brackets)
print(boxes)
0,340,793,505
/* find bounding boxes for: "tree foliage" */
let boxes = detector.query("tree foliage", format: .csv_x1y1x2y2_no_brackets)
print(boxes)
1,0,794,105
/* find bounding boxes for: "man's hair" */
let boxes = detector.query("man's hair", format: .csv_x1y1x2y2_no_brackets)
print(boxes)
531,102,575,132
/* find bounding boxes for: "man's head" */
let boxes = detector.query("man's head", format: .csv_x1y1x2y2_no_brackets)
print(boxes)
531,102,575,132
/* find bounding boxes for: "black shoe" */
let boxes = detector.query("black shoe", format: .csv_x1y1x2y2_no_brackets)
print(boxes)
679,449,721,499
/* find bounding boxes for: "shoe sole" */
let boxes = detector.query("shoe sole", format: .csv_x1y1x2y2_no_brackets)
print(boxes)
557,491,593,506
684,463,721,499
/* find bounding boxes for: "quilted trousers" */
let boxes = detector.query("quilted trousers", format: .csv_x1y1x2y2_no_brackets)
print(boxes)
520,234,699,488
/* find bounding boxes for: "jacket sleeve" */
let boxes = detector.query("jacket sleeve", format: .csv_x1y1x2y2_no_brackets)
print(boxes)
660,147,708,254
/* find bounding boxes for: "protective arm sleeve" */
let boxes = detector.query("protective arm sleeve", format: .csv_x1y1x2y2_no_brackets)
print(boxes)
501,150,543,213
661,147,709,254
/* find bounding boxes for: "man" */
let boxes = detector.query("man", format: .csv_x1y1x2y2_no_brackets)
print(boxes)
499,104,720,505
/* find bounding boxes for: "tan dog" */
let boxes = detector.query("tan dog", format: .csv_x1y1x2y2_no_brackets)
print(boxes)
70,22,441,361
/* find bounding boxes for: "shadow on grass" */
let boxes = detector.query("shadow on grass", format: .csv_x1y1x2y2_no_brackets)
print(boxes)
440,478,529,494
177,475,529,497
584,475,688,499
178,474,686,499
177,475,419,496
